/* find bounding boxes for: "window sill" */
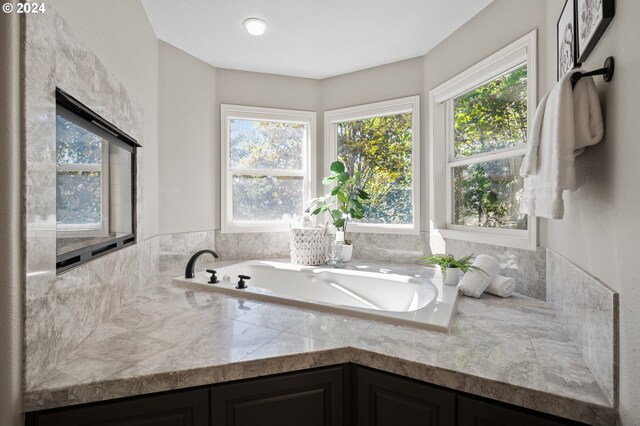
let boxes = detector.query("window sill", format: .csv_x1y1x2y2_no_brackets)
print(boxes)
221,224,291,234
345,223,421,235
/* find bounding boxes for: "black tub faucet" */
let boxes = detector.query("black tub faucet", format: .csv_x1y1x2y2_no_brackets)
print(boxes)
185,249,219,279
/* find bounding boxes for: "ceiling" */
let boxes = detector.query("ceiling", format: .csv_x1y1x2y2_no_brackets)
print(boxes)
141,0,493,79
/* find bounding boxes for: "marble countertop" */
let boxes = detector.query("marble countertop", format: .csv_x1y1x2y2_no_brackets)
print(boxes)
24,260,616,425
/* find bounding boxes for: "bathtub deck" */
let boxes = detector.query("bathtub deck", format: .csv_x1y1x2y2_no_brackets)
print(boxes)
24,261,615,425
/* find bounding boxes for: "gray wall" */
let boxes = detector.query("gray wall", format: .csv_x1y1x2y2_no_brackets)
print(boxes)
158,42,218,234
52,0,160,238
544,0,640,422
0,4,23,426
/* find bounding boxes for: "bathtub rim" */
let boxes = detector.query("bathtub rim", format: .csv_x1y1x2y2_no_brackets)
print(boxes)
173,259,459,332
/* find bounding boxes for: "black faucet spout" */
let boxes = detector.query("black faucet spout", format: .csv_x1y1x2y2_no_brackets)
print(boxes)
185,249,219,278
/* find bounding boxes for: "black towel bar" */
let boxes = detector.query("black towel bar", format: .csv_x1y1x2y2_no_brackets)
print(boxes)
571,57,615,87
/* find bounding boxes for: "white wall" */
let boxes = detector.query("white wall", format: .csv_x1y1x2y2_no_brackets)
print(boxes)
0,6,23,426
52,0,160,238
544,0,640,422
158,41,217,234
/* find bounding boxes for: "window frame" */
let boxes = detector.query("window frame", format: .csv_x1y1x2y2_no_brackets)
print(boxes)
429,30,537,250
56,106,110,236
221,104,316,233
55,87,139,273
324,95,421,235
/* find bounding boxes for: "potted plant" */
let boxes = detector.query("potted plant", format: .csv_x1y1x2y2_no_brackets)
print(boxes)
306,161,369,262
420,254,485,286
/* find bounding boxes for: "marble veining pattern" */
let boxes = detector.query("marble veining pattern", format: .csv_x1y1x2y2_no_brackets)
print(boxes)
214,230,291,260
214,230,430,264
546,249,618,406
348,231,430,263
445,238,546,300
158,230,215,273
24,266,616,425
24,8,153,386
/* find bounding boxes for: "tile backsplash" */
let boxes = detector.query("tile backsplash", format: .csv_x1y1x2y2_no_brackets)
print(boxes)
213,230,430,264
159,230,216,274
546,249,618,406
446,239,546,300
24,8,149,387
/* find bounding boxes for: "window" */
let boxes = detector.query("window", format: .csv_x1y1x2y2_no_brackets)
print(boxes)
430,31,537,250
55,88,138,272
324,96,420,234
221,104,315,232
56,108,109,234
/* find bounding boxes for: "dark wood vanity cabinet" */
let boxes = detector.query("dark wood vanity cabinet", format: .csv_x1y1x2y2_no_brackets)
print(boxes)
210,366,348,426
25,364,586,426
457,395,581,426
355,367,455,426
27,388,209,426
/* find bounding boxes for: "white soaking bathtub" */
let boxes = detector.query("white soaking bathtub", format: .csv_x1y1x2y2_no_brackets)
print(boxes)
173,260,458,331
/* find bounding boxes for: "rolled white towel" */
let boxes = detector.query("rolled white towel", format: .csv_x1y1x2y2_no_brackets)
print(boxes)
485,275,515,298
457,254,499,298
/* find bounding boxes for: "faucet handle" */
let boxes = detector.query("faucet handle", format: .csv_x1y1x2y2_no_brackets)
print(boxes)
236,275,251,289
206,269,219,284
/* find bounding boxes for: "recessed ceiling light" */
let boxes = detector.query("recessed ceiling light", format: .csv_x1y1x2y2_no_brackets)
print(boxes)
243,17,268,36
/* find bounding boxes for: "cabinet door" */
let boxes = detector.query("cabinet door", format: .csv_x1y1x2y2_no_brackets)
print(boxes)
458,395,582,426
356,367,455,426
210,366,346,426
30,388,209,426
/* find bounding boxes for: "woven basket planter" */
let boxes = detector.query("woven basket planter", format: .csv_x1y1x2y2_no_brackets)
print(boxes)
289,228,329,266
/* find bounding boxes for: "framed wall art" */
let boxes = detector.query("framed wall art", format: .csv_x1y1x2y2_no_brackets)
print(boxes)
557,0,577,80
576,0,615,63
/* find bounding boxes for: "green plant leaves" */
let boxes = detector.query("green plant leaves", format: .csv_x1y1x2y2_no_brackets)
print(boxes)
357,189,370,200
330,161,345,173
322,176,336,185
306,160,369,232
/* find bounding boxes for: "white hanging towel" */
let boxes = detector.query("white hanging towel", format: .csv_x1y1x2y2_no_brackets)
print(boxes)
520,70,604,219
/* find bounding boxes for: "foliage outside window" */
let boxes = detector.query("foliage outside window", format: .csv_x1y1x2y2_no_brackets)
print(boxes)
451,65,527,230
221,105,315,232
56,112,108,233
430,31,537,250
325,96,420,234
55,88,137,272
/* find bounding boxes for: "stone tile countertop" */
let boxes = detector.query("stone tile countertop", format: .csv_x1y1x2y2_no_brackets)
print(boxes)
24,260,616,425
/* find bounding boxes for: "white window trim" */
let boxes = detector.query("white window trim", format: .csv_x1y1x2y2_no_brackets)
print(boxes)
324,95,421,235
429,30,537,251
221,104,316,233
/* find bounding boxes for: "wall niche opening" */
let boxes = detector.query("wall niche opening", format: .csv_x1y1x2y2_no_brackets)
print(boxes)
55,88,140,273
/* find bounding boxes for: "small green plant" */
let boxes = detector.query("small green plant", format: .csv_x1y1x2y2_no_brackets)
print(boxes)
420,254,486,281
306,161,370,240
